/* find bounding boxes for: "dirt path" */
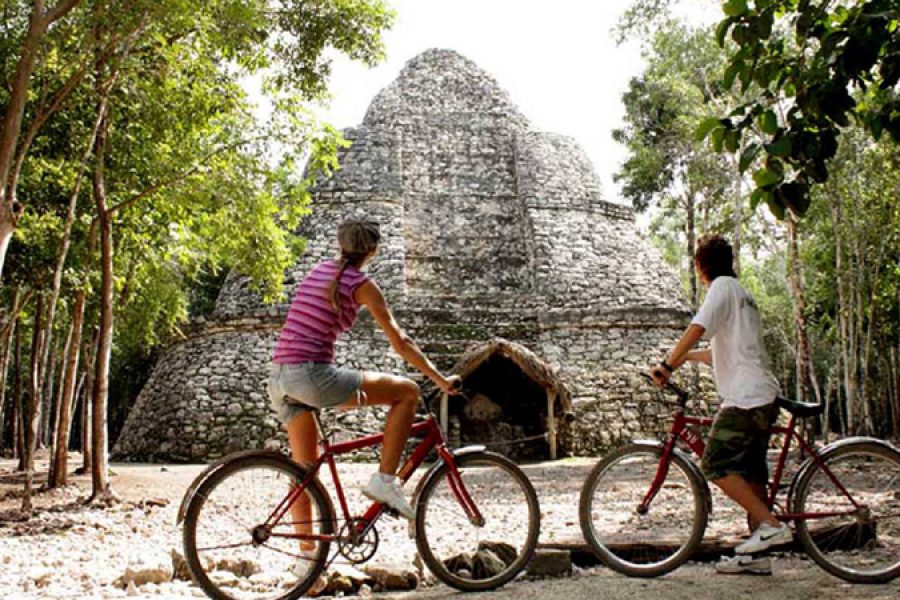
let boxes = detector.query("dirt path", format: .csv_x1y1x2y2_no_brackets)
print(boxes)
1,453,897,599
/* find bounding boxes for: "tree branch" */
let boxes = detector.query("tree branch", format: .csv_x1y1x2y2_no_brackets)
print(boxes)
104,137,256,218
42,0,82,26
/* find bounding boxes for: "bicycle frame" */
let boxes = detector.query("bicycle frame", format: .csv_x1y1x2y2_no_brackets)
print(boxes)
262,413,484,542
644,402,862,523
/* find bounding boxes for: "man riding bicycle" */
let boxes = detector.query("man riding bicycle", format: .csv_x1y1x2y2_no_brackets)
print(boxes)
650,234,791,576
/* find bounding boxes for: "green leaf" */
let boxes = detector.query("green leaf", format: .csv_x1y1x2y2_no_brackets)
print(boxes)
724,129,741,153
723,0,749,17
725,60,743,89
753,167,782,188
695,117,724,142
711,127,727,152
739,143,761,172
759,109,779,135
765,136,792,156
750,187,771,211
779,182,811,215
766,193,786,220
716,17,736,47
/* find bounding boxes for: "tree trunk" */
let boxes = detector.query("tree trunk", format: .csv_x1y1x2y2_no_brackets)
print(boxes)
891,346,900,439
686,191,697,310
80,331,96,473
42,324,63,448
0,0,84,279
22,292,44,515
14,317,24,466
50,291,85,488
786,214,812,403
89,66,116,500
0,6,48,279
830,200,853,435
733,176,742,277
36,77,108,450
0,293,16,449
46,320,71,486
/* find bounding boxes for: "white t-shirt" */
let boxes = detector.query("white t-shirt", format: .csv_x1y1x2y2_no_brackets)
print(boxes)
690,276,779,409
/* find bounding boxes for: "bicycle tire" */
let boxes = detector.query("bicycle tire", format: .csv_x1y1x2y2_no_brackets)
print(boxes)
414,451,540,591
183,452,336,600
579,442,709,577
792,440,900,584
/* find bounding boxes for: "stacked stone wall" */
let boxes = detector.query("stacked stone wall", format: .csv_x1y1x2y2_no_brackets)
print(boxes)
114,49,701,463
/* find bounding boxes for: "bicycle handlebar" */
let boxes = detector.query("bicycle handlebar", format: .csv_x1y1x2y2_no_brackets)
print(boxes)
639,372,689,405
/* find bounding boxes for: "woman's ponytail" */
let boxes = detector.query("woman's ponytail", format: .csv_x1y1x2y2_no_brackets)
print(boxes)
328,257,351,312
327,219,382,313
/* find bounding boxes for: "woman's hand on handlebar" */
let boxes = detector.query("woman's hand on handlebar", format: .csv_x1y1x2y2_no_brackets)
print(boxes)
437,374,463,395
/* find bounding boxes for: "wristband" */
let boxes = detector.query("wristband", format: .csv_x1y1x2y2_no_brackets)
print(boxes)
660,360,674,373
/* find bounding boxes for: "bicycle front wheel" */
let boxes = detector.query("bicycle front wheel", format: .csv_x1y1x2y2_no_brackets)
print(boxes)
182,453,336,600
414,451,540,591
792,440,900,583
579,443,709,577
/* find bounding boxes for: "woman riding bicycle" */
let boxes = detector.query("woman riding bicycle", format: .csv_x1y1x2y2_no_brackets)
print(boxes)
267,218,461,522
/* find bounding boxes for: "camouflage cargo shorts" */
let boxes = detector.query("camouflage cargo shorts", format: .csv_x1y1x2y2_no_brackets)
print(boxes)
700,402,777,483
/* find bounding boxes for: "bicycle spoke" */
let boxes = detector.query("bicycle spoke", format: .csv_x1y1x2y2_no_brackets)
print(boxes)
196,540,256,553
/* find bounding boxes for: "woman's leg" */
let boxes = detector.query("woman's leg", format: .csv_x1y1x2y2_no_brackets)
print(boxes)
340,371,419,475
286,411,318,550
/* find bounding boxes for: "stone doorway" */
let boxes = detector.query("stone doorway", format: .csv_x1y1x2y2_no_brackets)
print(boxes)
435,338,571,462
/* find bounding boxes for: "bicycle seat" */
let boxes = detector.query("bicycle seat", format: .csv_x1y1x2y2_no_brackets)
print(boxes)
775,396,823,418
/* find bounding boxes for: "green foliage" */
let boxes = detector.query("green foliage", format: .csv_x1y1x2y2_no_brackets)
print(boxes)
0,0,394,443
614,21,733,212
707,0,900,217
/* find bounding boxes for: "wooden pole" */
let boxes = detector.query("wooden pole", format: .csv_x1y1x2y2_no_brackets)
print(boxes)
547,389,558,461
440,392,449,439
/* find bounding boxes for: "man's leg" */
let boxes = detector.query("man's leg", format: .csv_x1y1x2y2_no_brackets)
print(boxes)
712,474,779,528
747,480,768,532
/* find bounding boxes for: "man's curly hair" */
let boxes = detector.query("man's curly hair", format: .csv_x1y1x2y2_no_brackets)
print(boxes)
695,234,736,280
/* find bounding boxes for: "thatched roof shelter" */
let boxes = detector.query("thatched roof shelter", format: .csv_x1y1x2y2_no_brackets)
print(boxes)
447,338,572,415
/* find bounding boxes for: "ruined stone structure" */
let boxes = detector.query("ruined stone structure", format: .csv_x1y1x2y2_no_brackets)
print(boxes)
114,49,692,462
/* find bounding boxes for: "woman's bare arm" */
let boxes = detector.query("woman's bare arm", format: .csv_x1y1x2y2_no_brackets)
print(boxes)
355,280,454,392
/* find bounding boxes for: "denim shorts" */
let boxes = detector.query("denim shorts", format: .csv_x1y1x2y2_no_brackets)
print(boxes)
267,362,363,425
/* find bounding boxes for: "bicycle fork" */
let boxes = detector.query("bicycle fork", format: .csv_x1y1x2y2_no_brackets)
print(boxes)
638,438,678,515
437,445,486,527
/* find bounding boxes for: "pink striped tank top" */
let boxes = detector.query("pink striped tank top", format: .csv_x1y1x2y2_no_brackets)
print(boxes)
272,260,369,364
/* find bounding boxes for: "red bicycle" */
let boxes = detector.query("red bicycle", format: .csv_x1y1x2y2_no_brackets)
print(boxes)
579,376,900,583
177,395,540,600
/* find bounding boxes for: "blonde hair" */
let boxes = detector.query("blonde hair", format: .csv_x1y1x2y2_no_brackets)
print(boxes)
328,219,381,311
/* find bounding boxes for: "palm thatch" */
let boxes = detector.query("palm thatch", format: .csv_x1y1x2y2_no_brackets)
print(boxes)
446,337,572,415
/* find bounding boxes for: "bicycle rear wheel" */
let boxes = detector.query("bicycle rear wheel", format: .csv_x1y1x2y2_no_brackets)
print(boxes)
792,440,900,583
182,453,336,600
579,443,709,577
414,451,540,591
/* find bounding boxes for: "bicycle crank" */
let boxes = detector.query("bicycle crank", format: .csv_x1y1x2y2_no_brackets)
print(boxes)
338,518,380,564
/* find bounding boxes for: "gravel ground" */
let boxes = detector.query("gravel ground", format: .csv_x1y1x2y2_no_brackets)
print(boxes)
1,453,897,600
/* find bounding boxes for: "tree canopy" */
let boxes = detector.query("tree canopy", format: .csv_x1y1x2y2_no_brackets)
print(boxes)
702,0,900,218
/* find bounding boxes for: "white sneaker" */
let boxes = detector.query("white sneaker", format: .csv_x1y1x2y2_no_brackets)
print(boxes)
735,523,792,555
362,473,415,520
715,555,773,575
